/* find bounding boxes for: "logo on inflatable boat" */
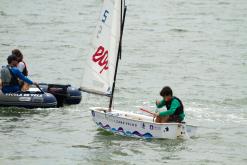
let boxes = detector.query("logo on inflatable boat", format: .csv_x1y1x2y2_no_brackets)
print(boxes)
19,97,31,102
92,46,109,74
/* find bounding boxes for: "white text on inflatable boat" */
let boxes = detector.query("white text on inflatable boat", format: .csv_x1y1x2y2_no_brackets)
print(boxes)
5,93,43,97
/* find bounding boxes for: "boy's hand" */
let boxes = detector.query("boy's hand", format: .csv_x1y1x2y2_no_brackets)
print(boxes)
156,100,160,105
153,112,159,117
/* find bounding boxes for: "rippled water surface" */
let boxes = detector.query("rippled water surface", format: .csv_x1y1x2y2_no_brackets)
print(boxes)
0,0,247,164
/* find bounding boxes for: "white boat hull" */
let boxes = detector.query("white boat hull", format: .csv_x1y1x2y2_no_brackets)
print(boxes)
90,107,197,139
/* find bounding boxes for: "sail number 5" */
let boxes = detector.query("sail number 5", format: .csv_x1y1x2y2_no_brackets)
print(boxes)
102,10,109,23
97,10,109,38
92,46,109,74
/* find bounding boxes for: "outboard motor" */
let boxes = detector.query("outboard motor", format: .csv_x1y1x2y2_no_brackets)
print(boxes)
47,84,70,107
39,83,82,107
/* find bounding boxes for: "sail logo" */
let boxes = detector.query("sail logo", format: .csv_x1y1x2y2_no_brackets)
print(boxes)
92,46,109,74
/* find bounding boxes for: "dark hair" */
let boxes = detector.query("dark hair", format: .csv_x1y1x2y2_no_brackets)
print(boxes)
7,54,18,64
160,86,173,97
12,49,23,62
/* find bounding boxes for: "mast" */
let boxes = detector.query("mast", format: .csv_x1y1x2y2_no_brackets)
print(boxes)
109,0,127,111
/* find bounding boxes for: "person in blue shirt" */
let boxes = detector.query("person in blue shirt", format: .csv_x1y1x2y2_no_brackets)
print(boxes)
0,54,37,93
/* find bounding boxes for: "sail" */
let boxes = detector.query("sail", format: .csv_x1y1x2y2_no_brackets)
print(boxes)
80,0,124,96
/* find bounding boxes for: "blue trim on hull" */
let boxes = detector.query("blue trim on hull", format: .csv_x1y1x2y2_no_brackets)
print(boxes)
96,122,153,139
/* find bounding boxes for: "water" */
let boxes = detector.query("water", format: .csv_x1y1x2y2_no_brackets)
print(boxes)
0,0,247,164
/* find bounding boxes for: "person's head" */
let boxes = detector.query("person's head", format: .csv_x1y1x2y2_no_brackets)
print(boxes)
7,54,18,66
160,86,173,101
12,49,23,62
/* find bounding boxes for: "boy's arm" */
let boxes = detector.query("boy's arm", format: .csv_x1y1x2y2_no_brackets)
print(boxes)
156,99,166,108
13,68,33,84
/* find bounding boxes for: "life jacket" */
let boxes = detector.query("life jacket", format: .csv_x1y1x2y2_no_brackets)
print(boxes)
165,96,184,116
0,66,19,86
22,61,28,76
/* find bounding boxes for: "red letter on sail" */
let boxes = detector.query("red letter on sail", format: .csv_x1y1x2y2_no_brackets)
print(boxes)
92,46,109,74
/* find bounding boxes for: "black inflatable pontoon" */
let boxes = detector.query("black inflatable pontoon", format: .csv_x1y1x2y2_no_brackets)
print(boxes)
0,83,82,108
39,83,81,107
0,89,57,108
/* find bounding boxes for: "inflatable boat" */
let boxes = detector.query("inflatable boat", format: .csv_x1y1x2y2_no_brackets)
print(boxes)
0,83,82,108
0,86,57,108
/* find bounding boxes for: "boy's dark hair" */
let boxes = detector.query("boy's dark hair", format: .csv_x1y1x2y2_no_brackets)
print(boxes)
160,86,173,97
7,54,18,64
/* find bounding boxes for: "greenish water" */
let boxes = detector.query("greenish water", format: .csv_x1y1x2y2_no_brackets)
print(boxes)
0,0,247,164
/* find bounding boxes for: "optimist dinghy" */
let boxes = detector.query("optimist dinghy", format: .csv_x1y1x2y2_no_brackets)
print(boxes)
81,0,197,139
91,107,197,139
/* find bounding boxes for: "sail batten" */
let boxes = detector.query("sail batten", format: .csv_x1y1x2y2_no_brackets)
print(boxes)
81,0,125,96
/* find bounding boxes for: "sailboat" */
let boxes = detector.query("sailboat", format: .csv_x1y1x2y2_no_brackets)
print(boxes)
80,0,197,139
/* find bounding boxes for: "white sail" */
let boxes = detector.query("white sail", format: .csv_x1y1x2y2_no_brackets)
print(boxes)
81,0,124,96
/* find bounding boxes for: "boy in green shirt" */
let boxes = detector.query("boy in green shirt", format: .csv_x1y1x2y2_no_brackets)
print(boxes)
154,86,185,123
